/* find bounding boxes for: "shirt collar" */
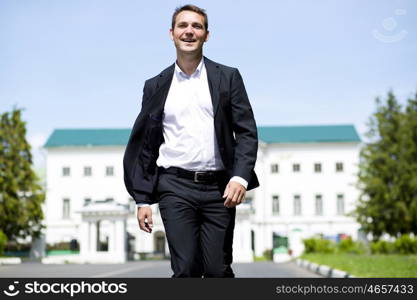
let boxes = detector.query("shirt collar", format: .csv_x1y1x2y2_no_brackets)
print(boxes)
175,57,204,80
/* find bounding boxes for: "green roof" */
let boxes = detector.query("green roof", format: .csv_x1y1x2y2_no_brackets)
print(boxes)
44,129,131,147
44,125,360,148
257,125,361,143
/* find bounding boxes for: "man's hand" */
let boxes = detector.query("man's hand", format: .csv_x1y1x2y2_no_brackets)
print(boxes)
137,206,153,233
223,181,246,208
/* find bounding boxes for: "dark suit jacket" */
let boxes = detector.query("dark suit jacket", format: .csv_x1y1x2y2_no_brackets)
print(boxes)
123,57,259,204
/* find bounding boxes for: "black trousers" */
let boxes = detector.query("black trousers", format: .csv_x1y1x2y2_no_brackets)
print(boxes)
157,171,236,278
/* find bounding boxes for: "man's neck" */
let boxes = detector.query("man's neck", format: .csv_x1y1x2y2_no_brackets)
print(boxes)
176,52,203,76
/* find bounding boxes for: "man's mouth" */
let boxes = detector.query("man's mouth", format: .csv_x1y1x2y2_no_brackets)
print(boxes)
181,39,196,43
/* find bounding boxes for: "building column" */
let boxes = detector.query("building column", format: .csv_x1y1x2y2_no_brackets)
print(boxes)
89,220,97,258
114,219,126,263
234,208,253,262
79,221,90,258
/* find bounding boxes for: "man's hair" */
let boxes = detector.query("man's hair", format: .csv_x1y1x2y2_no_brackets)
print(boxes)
171,4,208,30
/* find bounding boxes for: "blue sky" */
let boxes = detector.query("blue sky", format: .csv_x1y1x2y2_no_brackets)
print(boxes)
1,0,416,167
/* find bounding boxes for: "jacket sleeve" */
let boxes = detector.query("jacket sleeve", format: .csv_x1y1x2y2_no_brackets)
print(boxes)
123,81,154,204
229,68,258,183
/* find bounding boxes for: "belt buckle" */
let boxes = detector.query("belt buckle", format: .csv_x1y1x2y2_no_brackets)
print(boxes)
194,171,206,183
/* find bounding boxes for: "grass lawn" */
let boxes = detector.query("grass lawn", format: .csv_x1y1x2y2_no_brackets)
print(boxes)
301,253,417,277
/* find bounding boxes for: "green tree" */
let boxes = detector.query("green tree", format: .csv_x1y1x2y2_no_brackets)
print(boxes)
402,96,417,234
0,230,7,255
0,108,45,244
355,92,417,239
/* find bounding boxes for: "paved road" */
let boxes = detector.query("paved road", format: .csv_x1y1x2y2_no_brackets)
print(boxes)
0,260,320,278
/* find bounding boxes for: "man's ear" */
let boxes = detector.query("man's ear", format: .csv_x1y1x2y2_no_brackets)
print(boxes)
169,28,174,41
205,30,210,42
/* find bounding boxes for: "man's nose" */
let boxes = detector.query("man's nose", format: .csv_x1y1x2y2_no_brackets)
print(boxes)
184,25,194,34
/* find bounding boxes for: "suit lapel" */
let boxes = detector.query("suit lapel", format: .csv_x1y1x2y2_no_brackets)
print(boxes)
204,57,221,116
156,64,175,91
149,64,175,114
149,58,221,116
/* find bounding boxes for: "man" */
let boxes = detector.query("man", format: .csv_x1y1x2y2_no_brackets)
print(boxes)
123,4,259,277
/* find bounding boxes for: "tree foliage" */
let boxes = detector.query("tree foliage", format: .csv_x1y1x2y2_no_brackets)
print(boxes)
0,108,45,243
355,91,417,239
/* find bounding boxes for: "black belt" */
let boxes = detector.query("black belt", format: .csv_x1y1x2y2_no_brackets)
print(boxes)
159,167,225,183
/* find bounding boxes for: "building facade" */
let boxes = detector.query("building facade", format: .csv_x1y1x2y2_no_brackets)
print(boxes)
43,125,362,261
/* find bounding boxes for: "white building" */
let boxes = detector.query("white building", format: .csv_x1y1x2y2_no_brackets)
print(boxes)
251,125,362,257
43,125,362,262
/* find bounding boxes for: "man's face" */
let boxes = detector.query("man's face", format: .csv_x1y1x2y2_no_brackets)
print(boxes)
170,11,209,55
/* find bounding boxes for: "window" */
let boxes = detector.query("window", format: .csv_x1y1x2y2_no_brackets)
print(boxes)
84,198,92,206
106,166,114,176
293,195,301,216
315,194,323,216
62,198,70,219
293,163,300,172
245,196,253,207
245,196,254,212
314,163,322,173
272,195,279,215
337,194,345,215
270,164,279,173
336,162,344,172
62,167,70,176
84,166,92,176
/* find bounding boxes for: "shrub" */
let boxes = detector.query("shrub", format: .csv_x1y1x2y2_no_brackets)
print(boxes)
370,235,417,255
316,239,336,253
303,238,317,254
4,241,31,252
370,240,396,254
0,230,7,256
46,240,78,252
338,237,367,254
394,234,417,254
303,238,336,254
263,249,273,260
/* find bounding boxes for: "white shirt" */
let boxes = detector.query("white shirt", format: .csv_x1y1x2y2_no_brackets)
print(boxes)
137,58,247,207
157,58,224,171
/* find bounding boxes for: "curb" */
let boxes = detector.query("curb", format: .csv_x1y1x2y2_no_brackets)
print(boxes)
42,255,84,264
0,257,22,265
296,258,355,278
